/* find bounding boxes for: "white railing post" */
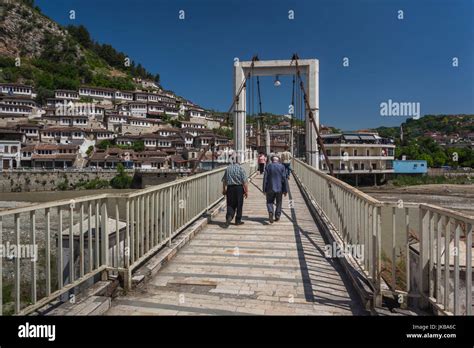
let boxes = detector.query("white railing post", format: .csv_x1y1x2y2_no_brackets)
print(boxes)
0,216,2,316
206,174,210,210
14,213,20,314
419,207,430,309
466,223,472,315
101,199,109,267
125,199,130,269
168,187,173,247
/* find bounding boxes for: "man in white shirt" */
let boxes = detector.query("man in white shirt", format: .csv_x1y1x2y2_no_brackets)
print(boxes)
280,146,292,179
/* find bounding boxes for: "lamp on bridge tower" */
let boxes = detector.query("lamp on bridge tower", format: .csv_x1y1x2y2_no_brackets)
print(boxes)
273,75,281,87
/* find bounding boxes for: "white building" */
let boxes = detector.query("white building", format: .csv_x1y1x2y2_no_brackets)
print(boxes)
79,86,115,101
40,127,85,144
0,139,21,169
0,83,34,97
114,90,134,102
320,133,395,185
187,108,208,119
54,90,80,101
0,103,33,116
181,120,206,129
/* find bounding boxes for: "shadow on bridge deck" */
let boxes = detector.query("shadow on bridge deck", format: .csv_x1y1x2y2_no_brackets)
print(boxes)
106,174,368,315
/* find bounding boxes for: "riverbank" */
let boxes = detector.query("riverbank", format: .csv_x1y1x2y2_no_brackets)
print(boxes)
362,184,474,216
0,171,118,193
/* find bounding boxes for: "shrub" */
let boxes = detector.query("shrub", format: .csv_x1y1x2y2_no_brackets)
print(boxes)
110,164,132,189
57,179,69,191
76,178,109,190
86,145,94,157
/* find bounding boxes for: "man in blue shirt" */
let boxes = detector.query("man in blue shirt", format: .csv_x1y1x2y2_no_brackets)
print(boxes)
263,156,288,223
222,157,248,227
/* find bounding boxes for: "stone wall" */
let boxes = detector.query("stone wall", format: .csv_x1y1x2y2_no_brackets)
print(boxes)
0,171,117,192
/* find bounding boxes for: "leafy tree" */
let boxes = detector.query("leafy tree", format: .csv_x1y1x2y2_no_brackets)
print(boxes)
169,119,181,128
0,57,15,68
110,163,132,189
86,145,94,157
97,140,113,150
34,86,54,104
418,153,434,167
132,140,145,152
213,127,233,139
433,151,448,167
66,25,93,48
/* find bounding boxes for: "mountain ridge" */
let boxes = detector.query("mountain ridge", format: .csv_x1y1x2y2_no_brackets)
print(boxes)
0,0,163,104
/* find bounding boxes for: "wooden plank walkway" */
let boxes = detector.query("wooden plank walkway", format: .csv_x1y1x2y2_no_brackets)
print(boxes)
106,173,367,315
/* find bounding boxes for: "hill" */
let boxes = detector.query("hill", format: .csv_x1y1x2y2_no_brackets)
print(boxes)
374,114,474,140
0,0,161,103
373,114,474,168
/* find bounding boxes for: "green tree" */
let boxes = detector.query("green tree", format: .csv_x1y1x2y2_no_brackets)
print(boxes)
432,151,448,167
110,163,132,189
419,153,434,167
86,145,94,157
97,140,113,150
213,127,233,139
67,24,93,48
132,140,145,152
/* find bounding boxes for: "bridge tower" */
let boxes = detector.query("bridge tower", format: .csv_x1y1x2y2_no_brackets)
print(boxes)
233,58,319,167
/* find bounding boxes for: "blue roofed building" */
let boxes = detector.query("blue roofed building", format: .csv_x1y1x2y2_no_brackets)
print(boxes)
393,160,428,174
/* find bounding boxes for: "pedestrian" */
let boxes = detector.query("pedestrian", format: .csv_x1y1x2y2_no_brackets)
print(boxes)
257,152,266,174
222,156,249,227
267,149,277,164
263,156,288,223
280,146,292,180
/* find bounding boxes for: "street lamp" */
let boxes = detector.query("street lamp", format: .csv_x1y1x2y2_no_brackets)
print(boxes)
274,75,281,87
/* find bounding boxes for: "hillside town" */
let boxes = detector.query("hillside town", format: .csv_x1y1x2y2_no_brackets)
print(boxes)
0,81,233,172
1,80,473,182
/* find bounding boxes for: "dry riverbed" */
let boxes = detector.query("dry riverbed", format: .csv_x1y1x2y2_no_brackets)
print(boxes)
361,184,474,216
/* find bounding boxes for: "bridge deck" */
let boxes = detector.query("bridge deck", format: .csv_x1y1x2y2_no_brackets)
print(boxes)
106,174,367,315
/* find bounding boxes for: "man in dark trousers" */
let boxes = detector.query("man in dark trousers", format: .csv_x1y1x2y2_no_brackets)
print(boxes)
263,156,288,223
222,157,248,227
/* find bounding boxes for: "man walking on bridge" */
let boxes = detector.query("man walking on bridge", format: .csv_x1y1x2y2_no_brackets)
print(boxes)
280,146,292,180
263,156,288,223
222,157,248,227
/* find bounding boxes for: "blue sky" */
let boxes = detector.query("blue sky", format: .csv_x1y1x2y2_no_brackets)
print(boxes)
36,0,473,130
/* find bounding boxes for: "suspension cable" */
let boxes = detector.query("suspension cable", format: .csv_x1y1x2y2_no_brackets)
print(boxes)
290,53,334,176
257,76,262,115
191,56,259,174
290,75,295,156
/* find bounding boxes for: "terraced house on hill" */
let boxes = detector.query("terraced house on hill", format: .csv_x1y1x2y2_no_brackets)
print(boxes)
0,82,231,171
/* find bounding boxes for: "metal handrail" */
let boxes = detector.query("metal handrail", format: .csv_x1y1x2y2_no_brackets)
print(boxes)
292,158,473,316
0,159,258,315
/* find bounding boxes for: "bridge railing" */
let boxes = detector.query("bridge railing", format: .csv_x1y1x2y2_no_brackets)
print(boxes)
292,159,473,315
292,159,383,301
0,160,257,316
418,204,472,315
0,193,111,315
